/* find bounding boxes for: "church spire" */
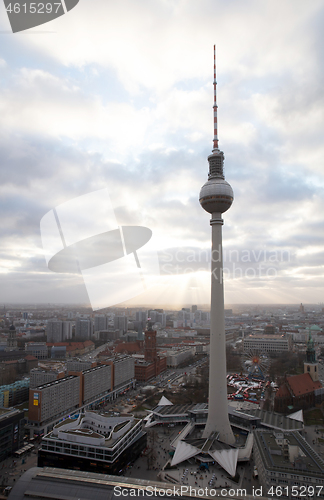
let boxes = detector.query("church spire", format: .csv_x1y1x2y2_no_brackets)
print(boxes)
306,330,316,364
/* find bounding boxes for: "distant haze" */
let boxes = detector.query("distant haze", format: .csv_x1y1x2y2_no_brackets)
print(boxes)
1,1,323,307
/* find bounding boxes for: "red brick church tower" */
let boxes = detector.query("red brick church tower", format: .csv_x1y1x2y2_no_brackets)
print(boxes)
144,328,157,363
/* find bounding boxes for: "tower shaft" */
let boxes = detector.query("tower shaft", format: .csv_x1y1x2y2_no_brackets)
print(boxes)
202,214,235,444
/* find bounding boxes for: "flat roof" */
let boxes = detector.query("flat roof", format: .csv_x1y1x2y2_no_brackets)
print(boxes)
254,430,324,478
0,408,22,420
236,408,303,431
34,375,78,390
152,404,198,416
45,417,140,449
9,467,231,500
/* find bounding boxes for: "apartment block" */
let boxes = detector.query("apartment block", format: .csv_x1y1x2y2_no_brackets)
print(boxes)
29,376,80,425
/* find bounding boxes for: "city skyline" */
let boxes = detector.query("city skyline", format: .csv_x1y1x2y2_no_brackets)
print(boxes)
1,1,324,307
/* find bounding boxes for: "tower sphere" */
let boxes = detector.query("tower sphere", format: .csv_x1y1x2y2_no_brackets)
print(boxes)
199,177,234,214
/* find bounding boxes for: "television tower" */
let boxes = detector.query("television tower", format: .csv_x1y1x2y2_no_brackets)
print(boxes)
199,46,235,445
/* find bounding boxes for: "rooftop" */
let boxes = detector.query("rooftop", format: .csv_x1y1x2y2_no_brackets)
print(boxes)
254,429,324,478
34,375,78,390
8,467,227,500
287,373,322,397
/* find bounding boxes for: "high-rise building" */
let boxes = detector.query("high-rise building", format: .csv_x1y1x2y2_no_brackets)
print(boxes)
66,360,93,372
147,310,157,322
47,320,73,343
156,312,166,327
29,375,80,426
94,315,108,332
30,367,65,389
82,364,112,404
113,316,128,334
199,45,235,445
7,324,17,350
0,408,25,462
62,321,73,340
135,311,147,322
47,320,63,343
112,355,134,389
75,318,92,339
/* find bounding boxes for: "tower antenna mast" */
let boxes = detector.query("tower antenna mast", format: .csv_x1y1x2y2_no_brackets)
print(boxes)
213,44,219,151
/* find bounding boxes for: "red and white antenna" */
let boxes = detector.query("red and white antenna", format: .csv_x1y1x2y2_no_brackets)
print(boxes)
213,44,219,151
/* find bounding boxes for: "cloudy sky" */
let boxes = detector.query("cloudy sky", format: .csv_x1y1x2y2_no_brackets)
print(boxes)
1,0,324,308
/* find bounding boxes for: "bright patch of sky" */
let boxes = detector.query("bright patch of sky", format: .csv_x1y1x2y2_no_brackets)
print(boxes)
0,0,324,307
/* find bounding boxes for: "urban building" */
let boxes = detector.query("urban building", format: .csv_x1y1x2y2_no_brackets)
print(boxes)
264,324,275,335
112,354,134,389
243,334,292,353
83,364,112,403
147,310,157,322
28,375,80,429
145,401,303,432
134,359,157,382
98,329,120,342
114,316,128,334
274,335,324,412
10,467,207,500
38,411,146,475
66,359,94,372
0,408,25,462
133,328,167,381
0,355,37,381
94,315,108,332
27,356,135,437
177,310,195,328
166,346,196,367
68,364,112,405
6,323,17,350
114,339,143,355
25,342,48,359
134,356,167,382
75,318,92,339
29,363,66,389
274,373,324,413
47,320,73,343
46,340,95,358
253,429,324,499
29,370,58,389
135,311,147,323
50,345,66,358
155,312,166,327
0,379,29,407
46,320,63,343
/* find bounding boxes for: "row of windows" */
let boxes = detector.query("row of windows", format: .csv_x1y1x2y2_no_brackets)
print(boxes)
42,424,141,458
